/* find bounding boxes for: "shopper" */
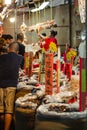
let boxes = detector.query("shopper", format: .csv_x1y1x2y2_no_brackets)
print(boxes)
17,33,25,69
0,42,23,130
0,37,7,54
17,33,25,56
2,34,13,47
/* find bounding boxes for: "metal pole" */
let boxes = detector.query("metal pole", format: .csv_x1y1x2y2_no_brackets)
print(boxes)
85,1,87,126
14,4,17,40
68,0,72,47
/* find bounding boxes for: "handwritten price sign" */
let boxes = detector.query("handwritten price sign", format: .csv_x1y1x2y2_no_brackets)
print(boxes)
45,53,53,95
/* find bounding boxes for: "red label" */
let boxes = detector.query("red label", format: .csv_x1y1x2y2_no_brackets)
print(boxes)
45,53,53,95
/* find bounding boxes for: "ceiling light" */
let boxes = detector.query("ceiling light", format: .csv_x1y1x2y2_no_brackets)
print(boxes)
31,1,49,12
31,8,40,12
4,0,11,5
39,1,49,10
10,17,15,23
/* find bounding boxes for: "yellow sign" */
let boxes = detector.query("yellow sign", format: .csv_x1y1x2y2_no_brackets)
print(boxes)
49,42,57,53
66,49,77,61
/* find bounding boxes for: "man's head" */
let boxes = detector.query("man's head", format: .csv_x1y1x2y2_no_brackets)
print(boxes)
17,33,24,42
2,34,13,44
8,42,19,54
50,30,57,37
6,34,13,44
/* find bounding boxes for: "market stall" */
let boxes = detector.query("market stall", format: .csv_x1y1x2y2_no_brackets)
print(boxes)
14,46,87,130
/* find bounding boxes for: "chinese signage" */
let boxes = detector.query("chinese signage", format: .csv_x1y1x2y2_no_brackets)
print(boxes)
45,53,53,95
24,52,33,77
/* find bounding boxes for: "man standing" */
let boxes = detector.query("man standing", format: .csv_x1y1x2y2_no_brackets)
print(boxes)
17,33,25,56
17,33,25,69
0,42,23,130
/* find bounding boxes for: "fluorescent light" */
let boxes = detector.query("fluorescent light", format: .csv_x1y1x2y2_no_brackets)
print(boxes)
39,2,49,10
31,1,49,12
31,8,40,12
4,0,11,5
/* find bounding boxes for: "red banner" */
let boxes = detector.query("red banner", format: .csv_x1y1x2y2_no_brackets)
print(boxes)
24,52,33,77
56,60,60,93
65,63,72,80
45,53,53,95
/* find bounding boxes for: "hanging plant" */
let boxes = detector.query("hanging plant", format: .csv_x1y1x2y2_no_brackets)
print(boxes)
20,22,27,33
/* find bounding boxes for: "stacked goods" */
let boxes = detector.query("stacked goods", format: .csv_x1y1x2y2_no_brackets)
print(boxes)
69,75,79,92
15,107,35,130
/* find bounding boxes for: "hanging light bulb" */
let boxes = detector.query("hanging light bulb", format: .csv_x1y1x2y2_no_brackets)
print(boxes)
9,17,15,23
4,0,11,5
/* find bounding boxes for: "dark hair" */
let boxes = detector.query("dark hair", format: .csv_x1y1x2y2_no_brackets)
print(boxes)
42,33,46,37
6,34,13,40
2,34,13,40
2,34,7,40
50,30,57,37
17,33,24,41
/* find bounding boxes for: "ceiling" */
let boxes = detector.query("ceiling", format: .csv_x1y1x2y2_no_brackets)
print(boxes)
0,0,69,8
0,0,69,21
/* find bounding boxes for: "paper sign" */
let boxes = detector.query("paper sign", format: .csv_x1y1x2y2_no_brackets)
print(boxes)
28,52,33,77
65,63,72,80
56,60,60,93
45,53,53,95
40,53,45,83
79,58,87,111
24,52,29,75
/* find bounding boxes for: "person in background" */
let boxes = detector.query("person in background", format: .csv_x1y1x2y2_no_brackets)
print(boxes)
38,30,58,53
1,34,7,44
0,37,7,54
17,33,25,69
17,33,25,56
1,34,13,47
78,37,86,59
6,34,13,45
0,42,23,130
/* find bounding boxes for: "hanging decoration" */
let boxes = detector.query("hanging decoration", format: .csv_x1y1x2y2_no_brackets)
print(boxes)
74,0,79,16
28,19,56,33
20,13,27,39
0,5,12,20
78,0,86,23
20,21,27,33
